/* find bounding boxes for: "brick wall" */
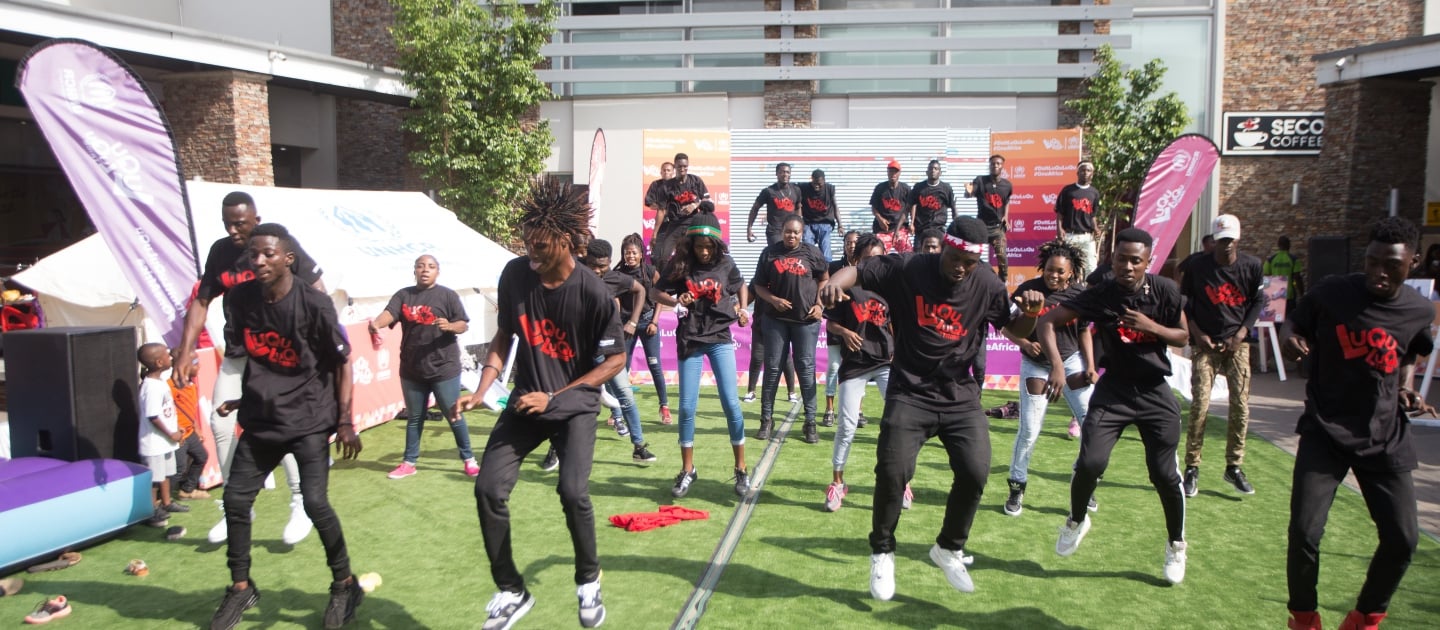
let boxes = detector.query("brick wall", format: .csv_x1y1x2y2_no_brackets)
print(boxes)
763,0,817,128
1220,0,1426,271
1056,0,1111,132
332,0,414,191
161,71,274,186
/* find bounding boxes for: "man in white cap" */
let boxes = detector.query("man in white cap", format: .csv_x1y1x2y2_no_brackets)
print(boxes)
1178,214,1265,497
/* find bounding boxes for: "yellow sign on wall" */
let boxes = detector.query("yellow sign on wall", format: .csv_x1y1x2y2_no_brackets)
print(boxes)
1428,202,1440,227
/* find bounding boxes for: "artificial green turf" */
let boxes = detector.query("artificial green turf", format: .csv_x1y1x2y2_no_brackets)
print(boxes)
2,387,1438,629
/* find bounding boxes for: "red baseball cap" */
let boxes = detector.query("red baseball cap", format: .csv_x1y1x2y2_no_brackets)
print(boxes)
887,160,902,171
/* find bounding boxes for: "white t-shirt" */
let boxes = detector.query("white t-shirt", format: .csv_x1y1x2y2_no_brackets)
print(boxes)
139,377,178,456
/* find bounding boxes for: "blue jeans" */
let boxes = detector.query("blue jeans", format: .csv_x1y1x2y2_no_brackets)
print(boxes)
804,222,835,261
824,345,842,398
597,354,644,445
678,342,746,447
623,309,669,407
1009,353,1093,483
761,316,820,423
401,376,472,463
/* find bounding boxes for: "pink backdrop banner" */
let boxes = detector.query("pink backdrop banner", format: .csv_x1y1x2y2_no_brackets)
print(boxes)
1132,134,1222,270
627,310,830,386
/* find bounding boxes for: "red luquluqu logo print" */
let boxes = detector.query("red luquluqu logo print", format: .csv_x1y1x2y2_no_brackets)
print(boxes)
882,197,903,212
402,303,437,325
674,190,698,205
773,257,809,276
519,314,576,362
986,193,1003,210
1073,197,1094,214
775,197,796,212
244,328,300,368
1336,324,1399,374
919,195,943,211
805,196,828,212
686,278,723,304
852,299,888,326
915,296,966,341
220,269,255,290
1116,324,1156,344
1204,283,1246,307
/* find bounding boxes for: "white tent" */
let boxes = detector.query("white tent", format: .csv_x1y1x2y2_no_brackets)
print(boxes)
13,181,518,350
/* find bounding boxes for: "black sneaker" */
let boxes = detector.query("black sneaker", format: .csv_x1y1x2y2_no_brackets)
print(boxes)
756,417,774,441
1183,467,1199,498
1003,480,1025,516
482,590,535,630
1223,466,1255,495
671,468,698,498
210,580,260,630
857,413,868,428
163,502,191,513
323,577,364,629
733,468,751,497
614,418,629,438
146,508,170,528
802,421,819,444
1087,494,1098,512
577,581,605,628
821,411,835,428
540,447,559,472
632,443,657,462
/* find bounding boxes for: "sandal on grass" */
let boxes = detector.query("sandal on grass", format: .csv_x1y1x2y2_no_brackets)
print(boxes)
125,560,149,577
24,595,71,624
26,553,81,574
0,577,22,597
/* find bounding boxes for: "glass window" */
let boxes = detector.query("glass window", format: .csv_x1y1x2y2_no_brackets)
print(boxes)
1109,17,1211,132
570,1,682,16
692,27,765,94
569,29,684,96
692,0,764,12
944,22,1056,93
818,24,941,94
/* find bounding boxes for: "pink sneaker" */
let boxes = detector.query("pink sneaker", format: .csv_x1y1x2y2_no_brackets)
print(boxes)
902,483,914,510
660,405,673,425
824,482,848,512
1067,418,1081,439
463,459,480,477
387,462,417,479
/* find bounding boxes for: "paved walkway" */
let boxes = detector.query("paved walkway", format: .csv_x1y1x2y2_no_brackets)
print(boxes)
1242,363,1440,540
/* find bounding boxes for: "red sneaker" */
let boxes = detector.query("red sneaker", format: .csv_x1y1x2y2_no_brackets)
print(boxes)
24,595,71,625
387,462,417,479
1338,610,1386,630
1288,610,1322,630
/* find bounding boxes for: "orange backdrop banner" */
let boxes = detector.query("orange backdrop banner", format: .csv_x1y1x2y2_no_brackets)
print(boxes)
991,130,1084,290
641,130,733,246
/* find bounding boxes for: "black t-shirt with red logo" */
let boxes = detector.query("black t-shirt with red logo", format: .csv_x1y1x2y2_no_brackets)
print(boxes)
826,260,851,343
825,286,893,381
970,175,1013,228
665,174,709,216
497,256,625,421
224,281,349,443
1290,273,1434,470
1063,274,1183,384
908,180,955,232
1180,252,1265,341
799,182,837,225
382,284,468,382
1055,184,1100,235
198,236,324,358
857,253,1012,412
754,182,802,233
869,181,911,232
656,255,745,360
615,261,658,322
1013,278,1082,368
753,242,828,324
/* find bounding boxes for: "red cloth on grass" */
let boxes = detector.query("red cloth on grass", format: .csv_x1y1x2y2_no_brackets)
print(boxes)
609,505,710,532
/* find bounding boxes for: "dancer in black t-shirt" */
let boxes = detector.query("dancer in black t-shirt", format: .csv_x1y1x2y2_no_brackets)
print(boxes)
965,154,1013,281
907,160,955,251
822,217,1045,601
584,239,656,463
652,153,710,266
1282,218,1435,630
209,224,363,630
371,255,475,480
799,169,842,262
1039,227,1191,585
457,179,624,630
615,233,671,424
753,215,830,445
173,191,324,546
652,213,753,498
1054,161,1101,275
870,160,912,252
747,162,802,246
821,231,862,428
1000,239,1095,517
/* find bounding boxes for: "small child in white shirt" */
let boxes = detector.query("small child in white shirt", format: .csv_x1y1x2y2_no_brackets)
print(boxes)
138,342,189,527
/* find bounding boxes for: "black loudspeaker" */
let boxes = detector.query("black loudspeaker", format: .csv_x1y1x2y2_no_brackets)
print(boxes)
1308,236,1351,285
3,326,140,462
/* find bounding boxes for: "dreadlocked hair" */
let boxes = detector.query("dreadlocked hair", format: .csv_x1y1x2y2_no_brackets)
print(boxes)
1036,238,1087,282
851,233,885,264
1370,216,1419,251
518,176,592,255
618,233,646,270
664,233,728,284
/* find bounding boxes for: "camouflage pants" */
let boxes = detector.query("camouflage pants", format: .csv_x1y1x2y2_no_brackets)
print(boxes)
1185,341,1251,468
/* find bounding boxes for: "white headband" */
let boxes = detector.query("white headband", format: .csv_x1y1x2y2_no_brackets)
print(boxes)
943,233,986,254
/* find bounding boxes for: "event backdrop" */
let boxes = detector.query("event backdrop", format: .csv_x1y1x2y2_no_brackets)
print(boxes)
641,130,733,246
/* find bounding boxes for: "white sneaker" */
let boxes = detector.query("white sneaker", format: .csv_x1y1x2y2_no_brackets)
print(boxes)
869,553,896,601
263,472,276,490
1163,540,1187,584
928,544,975,593
1055,516,1091,557
282,496,313,545
208,515,228,544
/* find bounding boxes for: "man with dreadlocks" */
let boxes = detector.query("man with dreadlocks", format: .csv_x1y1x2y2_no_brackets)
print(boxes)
458,178,625,630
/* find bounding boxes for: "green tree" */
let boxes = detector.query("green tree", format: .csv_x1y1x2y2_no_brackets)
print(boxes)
1065,44,1190,236
391,0,557,241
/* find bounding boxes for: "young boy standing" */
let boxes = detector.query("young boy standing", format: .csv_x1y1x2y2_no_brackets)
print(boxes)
138,343,188,526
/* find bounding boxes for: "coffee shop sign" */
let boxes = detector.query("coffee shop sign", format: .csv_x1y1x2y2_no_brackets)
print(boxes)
1222,112,1324,156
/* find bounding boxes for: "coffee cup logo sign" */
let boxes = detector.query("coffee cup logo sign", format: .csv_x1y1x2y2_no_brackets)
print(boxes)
1222,112,1325,156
